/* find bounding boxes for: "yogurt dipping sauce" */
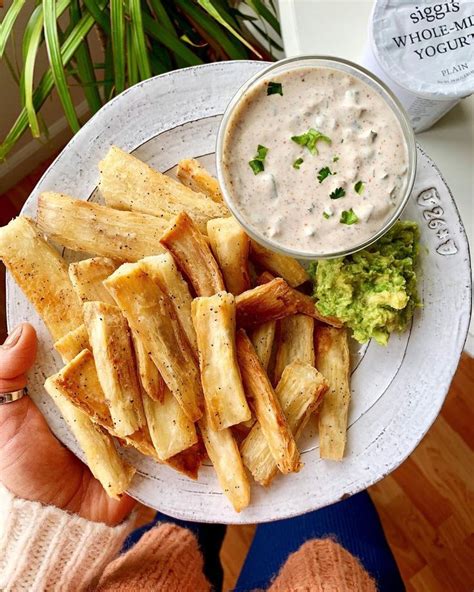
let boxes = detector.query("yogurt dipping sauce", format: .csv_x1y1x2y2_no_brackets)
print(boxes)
219,59,415,257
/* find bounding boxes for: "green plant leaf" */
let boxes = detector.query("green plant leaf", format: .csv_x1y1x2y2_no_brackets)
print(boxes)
110,0,125,93
129,0,152,80
148,0,175,32
244,0,280,35
0,0,27,57
103,37,115,100
82,0,110,33
126,23,138,85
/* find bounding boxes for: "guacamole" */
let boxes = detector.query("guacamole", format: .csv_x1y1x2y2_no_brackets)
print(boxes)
309,221,420,345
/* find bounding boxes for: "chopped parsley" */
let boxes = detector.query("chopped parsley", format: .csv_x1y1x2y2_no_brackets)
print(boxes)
317,166,335,183
340,209,358,224
323,212,330,219
333,155,340,162
249,144,268,175
267,81,283,96
354,180,365,194
329,187,346,200
291,128,331,155
293,157,304,169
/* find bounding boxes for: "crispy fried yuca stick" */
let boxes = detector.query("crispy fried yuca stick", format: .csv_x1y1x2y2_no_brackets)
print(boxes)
207,217,251,295
160,212,225,297
83,301,145,437
236,329,300,474
199,411,250,512
140,254,197,353
104,263,203,422
177,158,225,204
131,332,165,403
241,361,328,486
273,315,315,385
0,217,82,340
192,292,251,430
315,326,351,461
69,257,119,304
37,193,168,261
45,378,135,498
250,321,276,371
98,147,227,233
54,324,89,361
250,241,309,287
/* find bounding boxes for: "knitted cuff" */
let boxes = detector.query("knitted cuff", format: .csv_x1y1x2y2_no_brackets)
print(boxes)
0,482,134,592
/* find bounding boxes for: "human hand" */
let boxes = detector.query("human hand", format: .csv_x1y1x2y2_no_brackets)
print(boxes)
0,323,136,526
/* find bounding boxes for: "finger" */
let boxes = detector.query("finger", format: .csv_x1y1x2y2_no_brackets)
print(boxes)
0,323,37,380
0,374,27,394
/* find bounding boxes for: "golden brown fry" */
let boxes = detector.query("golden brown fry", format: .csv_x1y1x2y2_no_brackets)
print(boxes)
69,257,119,304
37,192,168,261
131,332,165,403
83,301,145,437
273,315,315,385
192,292,250,430
167,441,205,480
160,212,225,297
236,329,300,474
0,216,82,340
207,217,251,295
241,361,328,486
199,411,250,512
104,263,203,422
99,147,227,233
54,324,89,362
250,241,309,287
177,158,225,204
140,254,197,353
315,326,351,461
249,321,276,371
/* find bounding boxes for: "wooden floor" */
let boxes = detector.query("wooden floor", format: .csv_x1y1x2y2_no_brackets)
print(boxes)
1,159,473,592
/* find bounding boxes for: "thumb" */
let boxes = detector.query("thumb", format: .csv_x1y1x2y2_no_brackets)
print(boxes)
0,324,38,392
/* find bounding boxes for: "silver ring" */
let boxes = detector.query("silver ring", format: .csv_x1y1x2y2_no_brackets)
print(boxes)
0,387,28,405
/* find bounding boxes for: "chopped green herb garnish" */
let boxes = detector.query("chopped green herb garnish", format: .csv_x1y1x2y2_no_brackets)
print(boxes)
291,128,331,155
354,180,365,194
333,155,340,162
249,144,268,175
317,166,335,183
340,209,359,224
293,158,304,170
267,81,283,96
323,212,330,219
329,187,346,200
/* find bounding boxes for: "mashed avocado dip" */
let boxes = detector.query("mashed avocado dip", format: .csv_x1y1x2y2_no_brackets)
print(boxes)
310,220,420,345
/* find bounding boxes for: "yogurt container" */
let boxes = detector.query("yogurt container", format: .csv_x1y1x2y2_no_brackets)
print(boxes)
362,0,474,132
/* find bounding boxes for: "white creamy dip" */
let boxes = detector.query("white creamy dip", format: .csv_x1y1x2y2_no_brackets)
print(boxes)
222,66,409,256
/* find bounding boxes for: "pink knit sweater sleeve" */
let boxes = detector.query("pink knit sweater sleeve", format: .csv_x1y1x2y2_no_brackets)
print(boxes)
0,482,134,592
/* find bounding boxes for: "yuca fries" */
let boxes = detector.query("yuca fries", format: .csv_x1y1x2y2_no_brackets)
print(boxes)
0,217,82,340
315,326,351,461
54,324,89,361
99,147,227,233
207,217,251,295
140,254,197,353
160,212,225,297
37,192,168,261
83,301,145,437
69,257,119,304
131,332,165,403
192,292,250,430
241,361,328,486
104,263,204,422
250,321,276,371
250,241,309,287
177,158,224,204
199,411,250,512
273,315,315,385
236,329,300,474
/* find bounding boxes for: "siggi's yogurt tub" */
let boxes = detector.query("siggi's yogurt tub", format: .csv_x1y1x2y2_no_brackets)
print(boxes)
362,0,474,132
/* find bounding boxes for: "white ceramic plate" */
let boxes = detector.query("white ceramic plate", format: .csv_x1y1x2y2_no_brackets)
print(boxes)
7,61,471,524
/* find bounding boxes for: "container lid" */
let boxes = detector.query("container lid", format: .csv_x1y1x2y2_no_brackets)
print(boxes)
371,0,474,100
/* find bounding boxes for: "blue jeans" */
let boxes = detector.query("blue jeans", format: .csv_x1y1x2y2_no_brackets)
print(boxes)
123,490,405,591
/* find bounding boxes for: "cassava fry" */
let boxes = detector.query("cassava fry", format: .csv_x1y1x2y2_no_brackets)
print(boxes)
207,217,251,295
37,192,168,261
177,158,225,204
250,321,276,371
69,257,119,304
54,324,89,362
236,329,300,474
250,241,309,287
0,217,82,340
131,332,165,403
99,147,227,233
315,326,351,461
192,292,250,430
140,254,197,353
160,212,225,297
273,315,315,385
83,301,145,437
241,361,328,486
104,263,203,422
